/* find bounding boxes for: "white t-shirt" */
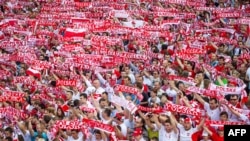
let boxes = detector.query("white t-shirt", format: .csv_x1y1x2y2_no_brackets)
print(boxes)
67,132,84,141
177,123,198,141
166,88,177,97
95,87,105,95
204,102,220,120
120,123,128,137
158,126,178,141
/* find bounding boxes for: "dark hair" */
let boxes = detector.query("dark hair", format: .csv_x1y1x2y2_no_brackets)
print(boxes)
123,76,131,82
66,91,74,96
43,115,52,124
220,111,228,118
94,130,101,134
50,81,56,87
4,127,13,134
209,98,218,103
80,93,88,99
102,92,108,96
103,108,112,117
73,99,80,107
4,137,13,141
162,44,168,50
218,56,225,60
136,82,143,89
99,98,106,104
17,135,24,141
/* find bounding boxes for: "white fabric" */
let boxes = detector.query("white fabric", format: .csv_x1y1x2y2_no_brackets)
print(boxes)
166,88,177,97
204,102,220,120
67,132,84,141
158,126,179,141
177,123,198,141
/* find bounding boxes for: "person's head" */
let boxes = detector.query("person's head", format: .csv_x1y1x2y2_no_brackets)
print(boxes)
218,44,225,52
4,127,13,138
238,64,247,73
71,129,79,139
135,74,143,83
186,61,193,70
66,91,73,101
134,116,144,128
183,118,192,130
36,124,42,133
163,120,173,132
177,81,185,91
152,71,159,78
195,71,204,83
229,95,238,106
153,81,161,90
123,66,130,74
231,70,240,77
210,53,217,61
209,98,218,110
150,89,157,98
57,107,65,119
80,93,88,104
218,56,225,65
94,130,102,140
99,98,108,109
217,126,224,137
220,111,228,121
202,131,210,141
136,82,143,91
102,108,112,119
93,79,101,88
101,92,108,100
123,76,131,86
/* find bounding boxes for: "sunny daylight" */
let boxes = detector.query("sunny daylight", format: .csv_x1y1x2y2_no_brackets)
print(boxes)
0,0,250,141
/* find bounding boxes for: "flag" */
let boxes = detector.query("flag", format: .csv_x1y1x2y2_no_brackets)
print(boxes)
26,67,41,80
64,28,86,38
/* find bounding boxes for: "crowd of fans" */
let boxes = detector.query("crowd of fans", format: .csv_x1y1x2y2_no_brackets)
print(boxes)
0,0,250,141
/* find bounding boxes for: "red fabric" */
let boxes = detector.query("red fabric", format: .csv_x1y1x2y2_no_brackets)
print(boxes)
184,66,195,78
191,130,203,141
113,69,121,78
143,84,148,93
26,68,41,80
133,128,142,136
215,65,225,72
211,132,224,141
205,45,217,53
60,104,69,112
64,28,86,38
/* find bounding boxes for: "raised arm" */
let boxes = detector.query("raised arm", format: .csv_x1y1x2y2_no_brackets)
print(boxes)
96,72,108,85
177,57,184,70
194,93,206,105
138,111,155,130
169,112,178,134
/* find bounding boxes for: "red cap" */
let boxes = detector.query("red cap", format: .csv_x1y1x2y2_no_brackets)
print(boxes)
184,118,192,123
133,128,142,137
218,126,224,131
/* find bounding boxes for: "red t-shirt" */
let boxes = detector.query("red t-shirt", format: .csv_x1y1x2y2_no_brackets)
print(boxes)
215,65,225,72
